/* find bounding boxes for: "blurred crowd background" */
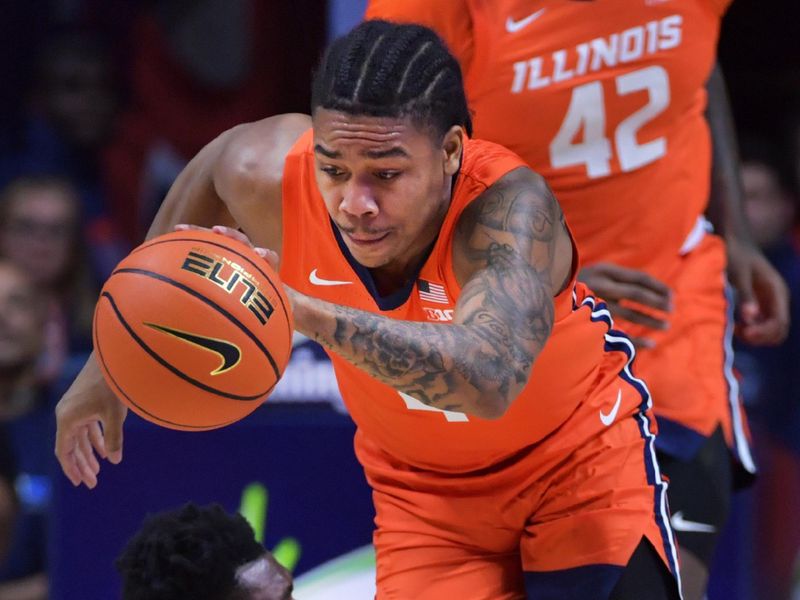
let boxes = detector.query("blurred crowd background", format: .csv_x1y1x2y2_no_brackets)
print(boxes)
0,1,797,599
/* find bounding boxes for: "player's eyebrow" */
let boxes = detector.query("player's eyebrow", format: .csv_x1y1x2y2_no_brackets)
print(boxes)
314,144,409,159
314,144,340,158
363,147,409,159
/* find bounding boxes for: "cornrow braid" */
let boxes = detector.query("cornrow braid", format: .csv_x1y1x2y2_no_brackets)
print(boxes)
311,20,473,139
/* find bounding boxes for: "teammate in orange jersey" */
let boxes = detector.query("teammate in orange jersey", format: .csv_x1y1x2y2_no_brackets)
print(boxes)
55,21,681,599
364,1,791,598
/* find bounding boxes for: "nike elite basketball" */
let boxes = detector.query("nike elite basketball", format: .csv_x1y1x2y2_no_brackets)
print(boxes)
92,230,293,430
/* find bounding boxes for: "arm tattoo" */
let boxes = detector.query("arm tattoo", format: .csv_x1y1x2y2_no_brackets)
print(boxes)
305,170,562,418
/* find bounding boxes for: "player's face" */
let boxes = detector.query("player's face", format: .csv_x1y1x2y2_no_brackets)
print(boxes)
233,552,295,600
42,53,118,149
0,187,78,287
742,162,794,248
312,109,462,278
0,263,43,370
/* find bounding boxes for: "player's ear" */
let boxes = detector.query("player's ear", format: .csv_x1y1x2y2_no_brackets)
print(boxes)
441,125,464,177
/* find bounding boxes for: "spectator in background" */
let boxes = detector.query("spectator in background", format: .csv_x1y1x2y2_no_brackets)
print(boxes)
737,138,800,441
0,177,98,385
0,432,15,568
0,1,50,133
0,260,54,600
0,30,129,271
103,0,325,242
787,109,800,244
117,503,295,600
735,137,800,600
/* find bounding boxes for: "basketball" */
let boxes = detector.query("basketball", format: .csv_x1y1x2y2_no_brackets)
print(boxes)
92,230,293,431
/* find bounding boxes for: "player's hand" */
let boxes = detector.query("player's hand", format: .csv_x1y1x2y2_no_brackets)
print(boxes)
174,224,280,271
578,263,672,348
175,224,302,315
726,238,790,345
54,354,128,489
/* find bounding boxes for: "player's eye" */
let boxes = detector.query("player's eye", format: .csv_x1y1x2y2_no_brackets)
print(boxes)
375,170,400,181
321,166,346,179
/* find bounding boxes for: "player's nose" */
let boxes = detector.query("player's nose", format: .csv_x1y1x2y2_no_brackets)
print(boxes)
339,181,378,218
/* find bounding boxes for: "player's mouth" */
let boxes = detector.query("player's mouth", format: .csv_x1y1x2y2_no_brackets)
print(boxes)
344,231,391,247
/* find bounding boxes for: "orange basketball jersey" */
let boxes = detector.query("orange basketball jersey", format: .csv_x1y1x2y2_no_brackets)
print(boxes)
366,0,731,280
280,130,647,472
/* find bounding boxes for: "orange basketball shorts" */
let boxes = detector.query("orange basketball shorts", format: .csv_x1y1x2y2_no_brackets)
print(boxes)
355,331,681,600
617,233,755,473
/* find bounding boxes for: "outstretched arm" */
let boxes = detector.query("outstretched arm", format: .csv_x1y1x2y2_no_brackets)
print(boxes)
705,63,789,345
55,114,310,488
291,168,565,419
54,133,237,488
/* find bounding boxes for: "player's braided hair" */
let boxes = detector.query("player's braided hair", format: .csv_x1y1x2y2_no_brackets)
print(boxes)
311,20,473,138
116,503,265,600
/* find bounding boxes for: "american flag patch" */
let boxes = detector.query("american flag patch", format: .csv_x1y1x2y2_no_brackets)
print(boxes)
418,279,449,304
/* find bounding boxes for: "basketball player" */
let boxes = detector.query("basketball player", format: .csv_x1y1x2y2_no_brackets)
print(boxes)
363,2,790,598
56,21,681,599
117,502,294,600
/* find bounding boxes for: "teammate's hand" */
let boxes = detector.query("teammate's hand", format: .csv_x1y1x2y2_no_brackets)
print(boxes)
174,224,280,271
578,263,672,348
726,238,790,345
54,354,127,489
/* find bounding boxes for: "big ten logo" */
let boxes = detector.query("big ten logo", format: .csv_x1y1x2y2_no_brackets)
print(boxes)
423,307,454,322
181,250,275,325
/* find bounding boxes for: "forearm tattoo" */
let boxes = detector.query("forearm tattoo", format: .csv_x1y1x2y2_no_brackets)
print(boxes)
309,171,561,417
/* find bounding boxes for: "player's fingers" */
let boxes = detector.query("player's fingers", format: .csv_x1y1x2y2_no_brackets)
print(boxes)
57,444,82,487
64,455,82,487
79,428,100,476
255,247,280,270
756,274,790,342
211,225,253,246
87,421,107,460
54,421,84,486
102,405,126,465
611,282,672,312
579,267,671,311
593,263,673,296
629,336,656,349
174,223,212,233
737,319,787,346
73,445,98,489
609,304,669,331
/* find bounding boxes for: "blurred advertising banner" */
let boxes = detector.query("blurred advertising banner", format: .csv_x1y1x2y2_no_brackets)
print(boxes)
270,335,346,413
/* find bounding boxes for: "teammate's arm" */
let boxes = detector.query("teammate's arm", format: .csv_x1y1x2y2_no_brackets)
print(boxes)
705,62,789,345
291,168,563,420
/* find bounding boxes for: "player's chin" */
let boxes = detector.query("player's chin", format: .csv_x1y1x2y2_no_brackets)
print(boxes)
348,251,391,269
343,235,394,266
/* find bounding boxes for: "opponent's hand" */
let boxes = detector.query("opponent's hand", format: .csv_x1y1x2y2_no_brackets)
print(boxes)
726,238,790,345
175,224,280,271
54,354,127,489
578,263,672,348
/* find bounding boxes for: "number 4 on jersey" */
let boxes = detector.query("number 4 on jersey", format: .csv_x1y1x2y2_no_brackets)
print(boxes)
549,66,670,178
398,391,469,422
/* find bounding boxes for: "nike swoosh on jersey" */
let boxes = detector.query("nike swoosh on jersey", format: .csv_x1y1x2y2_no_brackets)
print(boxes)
144,322,241,375
309,269,353,286
505,8,546,33
599,389,622,426
670,511,717,534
